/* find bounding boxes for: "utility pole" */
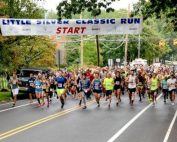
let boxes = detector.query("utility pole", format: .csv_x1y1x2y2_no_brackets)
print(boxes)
124,4,130,67
138,34,141,58
80,13,84,66
96,35,100,66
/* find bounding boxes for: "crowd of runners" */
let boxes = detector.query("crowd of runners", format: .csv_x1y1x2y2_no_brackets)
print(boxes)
9,65,177,109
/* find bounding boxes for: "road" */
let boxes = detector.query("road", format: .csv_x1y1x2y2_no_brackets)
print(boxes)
0,94,177,142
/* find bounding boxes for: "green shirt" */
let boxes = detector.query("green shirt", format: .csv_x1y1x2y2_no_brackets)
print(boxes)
103,78,114,90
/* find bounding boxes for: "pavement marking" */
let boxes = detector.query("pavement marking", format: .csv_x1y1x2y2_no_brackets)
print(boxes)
0,100,96,140
0,102,13,107
0,102,37,113
107,93,163,142
163,110,177,142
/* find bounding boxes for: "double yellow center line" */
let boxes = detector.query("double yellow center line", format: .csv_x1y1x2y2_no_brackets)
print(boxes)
0,100,96,140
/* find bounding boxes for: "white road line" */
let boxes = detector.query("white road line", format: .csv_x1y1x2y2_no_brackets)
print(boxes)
0,102,13,107
107,94,162,142
163,110,177,142
0,102,36,113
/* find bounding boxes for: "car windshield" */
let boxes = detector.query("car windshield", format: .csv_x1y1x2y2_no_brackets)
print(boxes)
20,70,40,77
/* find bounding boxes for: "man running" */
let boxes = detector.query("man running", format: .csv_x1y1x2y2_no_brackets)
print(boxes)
55,70,67,109
9,73,19,107
103,73,114,108
167,74,176,105
27,73,35,103
127,70,137,106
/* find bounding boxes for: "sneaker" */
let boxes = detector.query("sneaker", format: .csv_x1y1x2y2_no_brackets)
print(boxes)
12,103,15,107
61,103,64,109
83,106,87,109
79,100,82,106
116,102,119,107
171,102,175,106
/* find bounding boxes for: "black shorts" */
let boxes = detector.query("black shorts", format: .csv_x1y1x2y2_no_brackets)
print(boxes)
114,85,121,90
128,88,136,94
106,90,112,96
93,90,102,94
169,89,176,95
28,87,35,94
151,89,157,95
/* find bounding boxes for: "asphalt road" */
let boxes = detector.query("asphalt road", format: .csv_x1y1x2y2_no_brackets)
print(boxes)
0,94,177,142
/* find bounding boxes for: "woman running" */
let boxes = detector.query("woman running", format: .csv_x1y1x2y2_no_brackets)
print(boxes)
92,72,102,107
114,71,122,106
34,74,43,107
150,73,159,105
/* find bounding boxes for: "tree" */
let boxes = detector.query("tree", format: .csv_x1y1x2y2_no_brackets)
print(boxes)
132,0,177,31
0,0,56,73
57,0,119,19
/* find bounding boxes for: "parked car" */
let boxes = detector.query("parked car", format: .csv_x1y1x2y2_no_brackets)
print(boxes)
17,68,50,92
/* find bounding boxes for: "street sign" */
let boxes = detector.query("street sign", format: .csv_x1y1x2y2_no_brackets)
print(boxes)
116,58,121,62
108,59,113,66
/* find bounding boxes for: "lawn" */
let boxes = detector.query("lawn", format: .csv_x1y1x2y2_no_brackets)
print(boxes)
0,91,11,102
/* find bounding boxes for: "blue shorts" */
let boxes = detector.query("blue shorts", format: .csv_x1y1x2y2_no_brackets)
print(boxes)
35,88,42,93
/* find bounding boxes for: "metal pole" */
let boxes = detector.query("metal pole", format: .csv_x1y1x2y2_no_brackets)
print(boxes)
124,4,130,67
80,13,84,66
138,34,141,58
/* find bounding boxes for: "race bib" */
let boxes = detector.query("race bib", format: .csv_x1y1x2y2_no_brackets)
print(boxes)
58,83,62,87
116,81,120,85
36,85,40,89
95,85,99,90
84,89,88,93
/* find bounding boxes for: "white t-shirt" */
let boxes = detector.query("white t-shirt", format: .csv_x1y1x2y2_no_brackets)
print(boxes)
167,78,176,91
128,75,136,89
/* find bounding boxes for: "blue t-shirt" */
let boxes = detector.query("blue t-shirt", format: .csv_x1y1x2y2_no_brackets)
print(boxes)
55,76,66,89
93,79,102,90
34,80,42,90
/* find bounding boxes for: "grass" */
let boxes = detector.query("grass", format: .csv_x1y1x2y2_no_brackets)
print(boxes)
0,91,11,102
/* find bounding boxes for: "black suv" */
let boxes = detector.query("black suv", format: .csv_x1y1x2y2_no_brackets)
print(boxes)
18,68,50,92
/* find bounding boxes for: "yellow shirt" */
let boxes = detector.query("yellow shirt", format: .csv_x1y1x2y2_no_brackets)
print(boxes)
103,78,114,90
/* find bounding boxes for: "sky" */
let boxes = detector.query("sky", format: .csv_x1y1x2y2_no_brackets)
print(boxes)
34,0,139,11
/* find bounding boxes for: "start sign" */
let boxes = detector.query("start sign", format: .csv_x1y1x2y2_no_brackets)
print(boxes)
0,18,142,36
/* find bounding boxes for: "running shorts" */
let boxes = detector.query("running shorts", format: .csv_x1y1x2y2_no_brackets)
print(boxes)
105,90,112,96
12,88,19,96
56,88,65,97
128,88,136,94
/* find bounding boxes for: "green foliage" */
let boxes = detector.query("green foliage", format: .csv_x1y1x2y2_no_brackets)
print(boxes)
0,0,56,73
57,0,119,19
132,0,177,31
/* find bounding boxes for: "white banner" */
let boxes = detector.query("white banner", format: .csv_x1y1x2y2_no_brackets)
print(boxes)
0,18,142,36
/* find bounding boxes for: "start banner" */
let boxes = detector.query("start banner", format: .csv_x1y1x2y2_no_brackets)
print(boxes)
0,18,142,36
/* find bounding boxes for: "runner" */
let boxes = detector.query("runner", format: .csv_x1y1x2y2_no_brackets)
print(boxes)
34,74,43,107
9,73,19,107
137,71,146,102
92,72,102,107
150,73,159,106
78,73,91,109
161,76,168,103
127,70,137,106
114,71,122,106
27,73,35,104
167,74,176,105
103,72,114,108
55,70,67,109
